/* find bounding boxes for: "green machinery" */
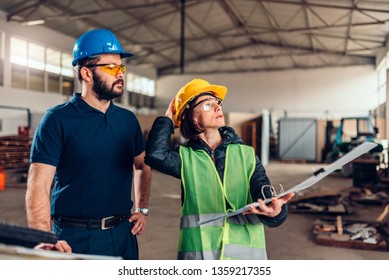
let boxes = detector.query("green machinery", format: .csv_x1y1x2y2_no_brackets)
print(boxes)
323,116,383,177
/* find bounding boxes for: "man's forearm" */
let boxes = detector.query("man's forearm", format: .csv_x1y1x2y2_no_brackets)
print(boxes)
26,163,55,232
26,184,52,231
133,167,151,209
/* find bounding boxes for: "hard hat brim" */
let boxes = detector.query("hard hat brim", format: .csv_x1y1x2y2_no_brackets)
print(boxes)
72,51,133,66
194,85,227,101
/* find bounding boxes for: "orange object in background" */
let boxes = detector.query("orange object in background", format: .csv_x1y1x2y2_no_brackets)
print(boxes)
0,166,6,191
18,126,30,136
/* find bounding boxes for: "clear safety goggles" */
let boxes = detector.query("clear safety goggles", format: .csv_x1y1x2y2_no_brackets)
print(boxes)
85,63,126,76
192,97,223,112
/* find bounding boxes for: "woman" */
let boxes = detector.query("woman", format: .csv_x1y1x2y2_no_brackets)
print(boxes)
145,78,294,260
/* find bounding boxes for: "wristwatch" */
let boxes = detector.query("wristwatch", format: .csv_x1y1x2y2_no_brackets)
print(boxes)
135,207,149,216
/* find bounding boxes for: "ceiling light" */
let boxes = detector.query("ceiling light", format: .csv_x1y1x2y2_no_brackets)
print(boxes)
21,20,45,26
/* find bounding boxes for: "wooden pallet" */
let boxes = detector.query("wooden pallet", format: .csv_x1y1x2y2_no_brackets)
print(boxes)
315,233,388,251
313,218,389,251
0,135,31,171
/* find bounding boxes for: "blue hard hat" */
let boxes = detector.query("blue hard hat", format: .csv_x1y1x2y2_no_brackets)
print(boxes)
72,29,133,66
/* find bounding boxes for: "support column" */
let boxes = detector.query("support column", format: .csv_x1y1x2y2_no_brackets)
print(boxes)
261,109,270,167
386,69,389,141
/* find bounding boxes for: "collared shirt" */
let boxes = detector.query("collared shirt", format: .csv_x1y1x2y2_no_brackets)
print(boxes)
30,93,145,218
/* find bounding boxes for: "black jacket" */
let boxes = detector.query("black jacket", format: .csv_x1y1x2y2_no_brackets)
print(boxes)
145,116,288,227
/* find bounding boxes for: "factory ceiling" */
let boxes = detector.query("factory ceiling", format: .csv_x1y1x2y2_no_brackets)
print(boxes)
1,0,389,76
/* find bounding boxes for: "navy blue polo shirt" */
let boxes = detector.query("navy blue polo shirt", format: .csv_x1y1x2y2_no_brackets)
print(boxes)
30,93,145,218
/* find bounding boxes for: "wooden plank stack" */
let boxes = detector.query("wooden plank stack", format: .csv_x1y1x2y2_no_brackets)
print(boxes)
0,135,31,189
0,135,32,170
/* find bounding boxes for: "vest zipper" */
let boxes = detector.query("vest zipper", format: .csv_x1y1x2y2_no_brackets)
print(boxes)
199,138,226,163
199,139,215,162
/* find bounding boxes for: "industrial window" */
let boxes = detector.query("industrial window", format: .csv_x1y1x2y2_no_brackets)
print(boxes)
28,42,45,91
61,53,74,96
126,73,155,108
10,37,27,89
11,64,27,89
10,36,74,94
29,68,44,91
48,72,60,93
61,53,74,77
46,48,61,93
62,76,74,96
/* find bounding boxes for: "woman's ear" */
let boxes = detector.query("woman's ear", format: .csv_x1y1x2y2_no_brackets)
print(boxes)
192,115,199,126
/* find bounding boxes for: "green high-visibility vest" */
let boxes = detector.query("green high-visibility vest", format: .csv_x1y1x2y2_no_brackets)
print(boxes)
178,144,267,260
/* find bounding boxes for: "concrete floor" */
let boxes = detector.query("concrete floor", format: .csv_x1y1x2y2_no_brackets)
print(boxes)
1,161,389,260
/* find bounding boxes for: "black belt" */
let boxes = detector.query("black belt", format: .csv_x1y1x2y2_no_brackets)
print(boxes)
52,215,128,230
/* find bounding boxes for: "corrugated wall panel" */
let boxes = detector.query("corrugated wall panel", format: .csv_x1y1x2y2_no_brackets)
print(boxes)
278,118,317,161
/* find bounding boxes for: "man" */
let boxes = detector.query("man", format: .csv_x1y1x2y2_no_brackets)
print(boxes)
26,29,151,260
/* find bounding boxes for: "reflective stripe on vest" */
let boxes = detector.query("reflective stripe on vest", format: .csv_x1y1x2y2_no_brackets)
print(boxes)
178,144,267,260
177,250,221,260
224,244,267,260
180,213,262,228
177,246,267,260
180,214,225,228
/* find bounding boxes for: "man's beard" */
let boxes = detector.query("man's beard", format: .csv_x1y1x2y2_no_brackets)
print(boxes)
92,70,124,101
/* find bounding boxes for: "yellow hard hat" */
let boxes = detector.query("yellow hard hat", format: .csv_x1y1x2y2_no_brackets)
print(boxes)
173,78,227,127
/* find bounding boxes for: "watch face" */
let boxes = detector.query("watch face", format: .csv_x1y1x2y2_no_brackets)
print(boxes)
137,208,149,216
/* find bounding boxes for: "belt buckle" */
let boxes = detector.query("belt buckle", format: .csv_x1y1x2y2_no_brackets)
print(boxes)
101,216,115,230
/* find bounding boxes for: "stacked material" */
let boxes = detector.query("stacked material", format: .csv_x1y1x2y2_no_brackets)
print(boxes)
0,135,31,169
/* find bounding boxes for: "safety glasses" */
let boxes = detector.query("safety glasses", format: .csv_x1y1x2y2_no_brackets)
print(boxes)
192,97,223,112
85,64,126,76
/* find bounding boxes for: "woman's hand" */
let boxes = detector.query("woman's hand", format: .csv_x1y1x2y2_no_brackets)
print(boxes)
165,98,175,119
245,192,295,217
165,98,178,128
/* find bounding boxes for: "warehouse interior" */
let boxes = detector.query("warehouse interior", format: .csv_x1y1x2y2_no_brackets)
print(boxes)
1,0,389,260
